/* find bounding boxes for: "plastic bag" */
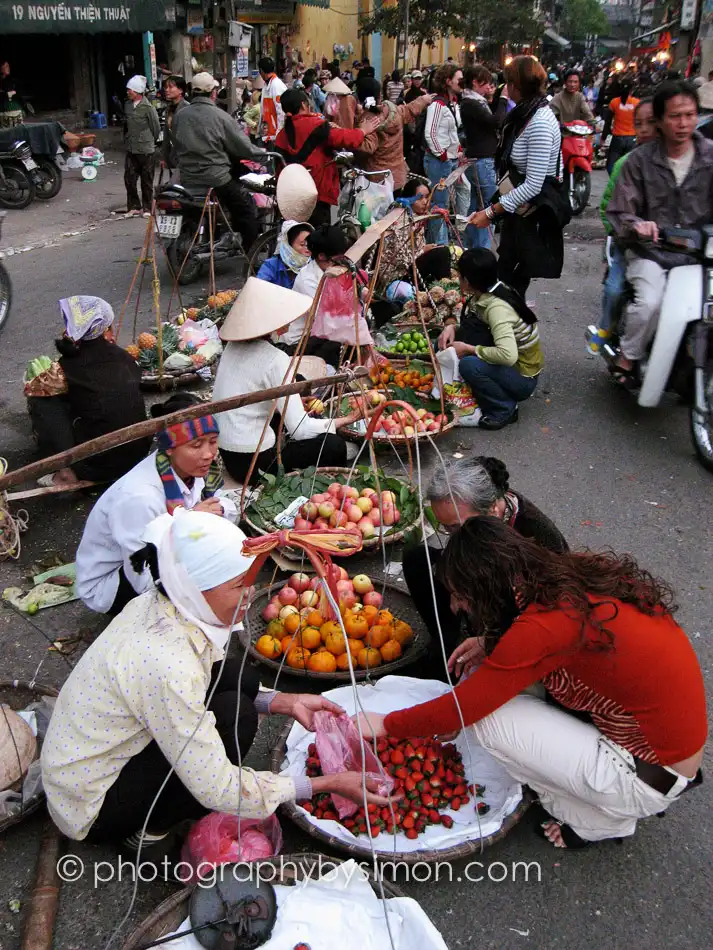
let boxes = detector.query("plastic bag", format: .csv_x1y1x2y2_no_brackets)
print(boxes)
432,347,479,425
313,711,394,818
179,812,282,883
311,269,374,346
339,172,394,223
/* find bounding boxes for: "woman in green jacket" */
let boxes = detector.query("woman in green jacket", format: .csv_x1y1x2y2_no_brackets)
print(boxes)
124,75,160,217
438,248,544,429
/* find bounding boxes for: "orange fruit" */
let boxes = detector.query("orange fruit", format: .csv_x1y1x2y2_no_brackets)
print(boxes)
347,637,362,656
375,610,394,627
344,612,369,639
300,626,322,650
324,630,347,655
391,620,414,646
281,634,297,654
336,653,354,671
306,610,324,628
286,647,311,669
361,605,378,627
284,613,301,635
255,635,282,660
357,647,383,670
380,639,403,663
265,619,285,639
308,651,338,673
320,620,343,643
366,624,393,650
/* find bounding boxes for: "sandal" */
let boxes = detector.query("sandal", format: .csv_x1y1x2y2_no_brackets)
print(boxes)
535,818,592,850
608,362,639,392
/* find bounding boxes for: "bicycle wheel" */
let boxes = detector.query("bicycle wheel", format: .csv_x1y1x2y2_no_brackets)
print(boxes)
247,226,279,277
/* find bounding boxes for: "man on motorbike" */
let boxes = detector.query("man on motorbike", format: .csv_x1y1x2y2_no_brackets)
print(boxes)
172,72,267,254
606,80,713,387
550,71,595,125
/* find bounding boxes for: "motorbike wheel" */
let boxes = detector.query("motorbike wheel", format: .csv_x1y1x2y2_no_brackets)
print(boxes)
34,159,62,200
690,360,713,473
167,226,203,285
569,170,591,217
0,164,35,209
0,260,12,337
247,226,279,277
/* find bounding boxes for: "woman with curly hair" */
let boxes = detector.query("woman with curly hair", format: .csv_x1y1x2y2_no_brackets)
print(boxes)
361,517,706,849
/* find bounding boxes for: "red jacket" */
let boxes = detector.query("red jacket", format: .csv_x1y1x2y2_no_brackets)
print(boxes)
276,113,365,206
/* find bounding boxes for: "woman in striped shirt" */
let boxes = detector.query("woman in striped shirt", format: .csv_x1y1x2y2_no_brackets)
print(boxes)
386,69,405,103
357,518,706,849
438,248,543,429
467,56,565,296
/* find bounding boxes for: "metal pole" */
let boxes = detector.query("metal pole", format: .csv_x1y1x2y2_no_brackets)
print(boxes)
227,0,238,114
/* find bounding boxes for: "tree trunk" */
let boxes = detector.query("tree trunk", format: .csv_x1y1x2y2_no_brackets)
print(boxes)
417,41,423,68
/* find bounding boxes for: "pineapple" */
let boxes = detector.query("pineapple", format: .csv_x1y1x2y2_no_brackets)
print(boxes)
137,332,157,351
125,344,140,360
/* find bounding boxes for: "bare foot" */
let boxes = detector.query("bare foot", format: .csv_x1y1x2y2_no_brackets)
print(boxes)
542,819,567,848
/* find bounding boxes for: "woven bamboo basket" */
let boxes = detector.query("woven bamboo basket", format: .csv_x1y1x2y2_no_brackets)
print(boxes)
120,853,406,950
270,722,530,864
246,580,429,682
243,466,419,552
338,414,456,446
0,680,58,835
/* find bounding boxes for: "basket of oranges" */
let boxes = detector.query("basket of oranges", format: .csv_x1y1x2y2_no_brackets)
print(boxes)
369,359,435,396
248,573,428,681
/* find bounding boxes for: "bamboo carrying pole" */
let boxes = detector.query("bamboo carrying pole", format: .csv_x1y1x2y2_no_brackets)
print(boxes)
0,367,369,493
20,821,63,950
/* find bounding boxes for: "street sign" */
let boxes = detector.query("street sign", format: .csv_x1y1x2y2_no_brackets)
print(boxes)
681,0,698,30
0,0,175,33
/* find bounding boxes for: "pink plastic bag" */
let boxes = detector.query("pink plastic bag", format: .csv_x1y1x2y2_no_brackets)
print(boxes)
313,711,394,818
311,270,374,346
179,812,282,883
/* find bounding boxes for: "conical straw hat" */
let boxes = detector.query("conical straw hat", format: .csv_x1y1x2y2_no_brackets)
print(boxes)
324,76,351,95
276,163,318,222
220,277,313,342
0,706,37,792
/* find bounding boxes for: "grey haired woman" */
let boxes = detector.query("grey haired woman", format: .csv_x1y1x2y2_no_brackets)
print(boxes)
403,455,567,678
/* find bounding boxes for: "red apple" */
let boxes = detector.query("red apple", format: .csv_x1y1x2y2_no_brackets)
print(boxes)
352,573,374,594
356,496,373,514
300,590,320,609
329,510,349,529
314,518,330,529
369,508,381,527
336,579,355,596
343,485,359,501
311,493,327,504
309,576,322,591
279,605,299,621
360,488,377,499
328,482,344,499
363,591,383,609
381,507,397,527
294,517,311,531
356,518,376,540
318,501,335,519
278,586,298,606
346,504,363,523
339,592,358,610
262,602,280,622
300,502,318,521
381,491,397,505
289,572,311,594
338,566,349,581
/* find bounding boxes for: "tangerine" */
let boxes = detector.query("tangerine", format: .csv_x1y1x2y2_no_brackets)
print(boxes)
380,639,403,663
284,613,301,635
361,605,378,627
281,635,297,654
357,647,383,670
255,635,282,660
308,651,338,673
320,620,343,643
375,610,394,627
366,624,393,650
265,619,285,639
344,612,369,639
347,637,362,656
300,626,322,650
336,653,354,671
286,647,311,669
391,620,414,646
306,610,324,628
324,630,347,655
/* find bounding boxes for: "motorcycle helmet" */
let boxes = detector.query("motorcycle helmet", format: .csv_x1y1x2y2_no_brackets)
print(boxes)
189,866,278,949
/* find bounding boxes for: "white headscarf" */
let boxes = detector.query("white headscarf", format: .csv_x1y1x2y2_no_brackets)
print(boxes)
142,509,255,650
127,75,148,95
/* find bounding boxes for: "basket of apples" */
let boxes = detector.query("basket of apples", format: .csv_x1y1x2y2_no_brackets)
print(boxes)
338,398,456,444
245,466,421,552
248,572,428,680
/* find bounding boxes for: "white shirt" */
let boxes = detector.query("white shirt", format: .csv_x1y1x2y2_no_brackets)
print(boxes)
75,452,205,614
281,258,324,346
213,339,336,453
668,147,694,186
41,591,302,840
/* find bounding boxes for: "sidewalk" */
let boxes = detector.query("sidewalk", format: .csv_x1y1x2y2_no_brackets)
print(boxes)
2,148,132,253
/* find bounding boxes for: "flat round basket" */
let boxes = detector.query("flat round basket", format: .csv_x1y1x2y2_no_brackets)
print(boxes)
139,362,216,392
271,721,530,864
243,466,419,552
0,680,58,835
120,853,405,950
339,414,456,445
246,580,429,682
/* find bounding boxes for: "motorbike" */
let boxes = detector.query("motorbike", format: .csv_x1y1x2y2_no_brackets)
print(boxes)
155,156,281,285
588,226,713,472
0,212,12,337
0,140,41,209
561,121,594,216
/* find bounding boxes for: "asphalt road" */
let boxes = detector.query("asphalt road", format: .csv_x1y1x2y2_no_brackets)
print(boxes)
0,173,711,950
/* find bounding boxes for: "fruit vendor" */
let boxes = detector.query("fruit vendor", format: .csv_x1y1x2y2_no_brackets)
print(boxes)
404,455,566,677
28,296,149,490
44,510,393,863
256,220,313,290
212,278,367,485
358,517,706,849
75,394,236,616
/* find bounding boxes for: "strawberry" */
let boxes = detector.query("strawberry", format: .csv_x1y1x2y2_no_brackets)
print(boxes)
308,743,316,756
405,828,419,839
476,802,491,816
367,803,378,815
315,809,323,819
323,809,338,820
421,793,434,807
475,784,486,797
411,771,425,783
442,787,453,800
394,766,408,780
454,783,466,796
381,807,391,822
445,769,455,784
428,809,441,824
342,817,355,828
404,743,416,758
377,738,388,753
404,777,416,793
423,760,436,776
428,776,442,789
301,801,313,813
379,751,391,765
460,795,470,805
451,797,461,811
390,749,405,765
441,815,454,829
415,745,426,760
369,825,381,838
388,736,399,747
402,815,415,829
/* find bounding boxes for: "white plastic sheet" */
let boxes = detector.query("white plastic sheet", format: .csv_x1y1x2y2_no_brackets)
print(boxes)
280,676,522,854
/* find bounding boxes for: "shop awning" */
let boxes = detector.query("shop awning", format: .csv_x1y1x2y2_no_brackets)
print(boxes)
297,0,330,7
598,38,628,49
630,18,679,45
543,27,571,48
0,0,176,33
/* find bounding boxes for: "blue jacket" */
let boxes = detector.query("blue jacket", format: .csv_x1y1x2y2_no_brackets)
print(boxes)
256,255,294,289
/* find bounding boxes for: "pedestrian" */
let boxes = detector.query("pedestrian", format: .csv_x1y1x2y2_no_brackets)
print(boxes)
0,59,23,127
301,67,326,113
404,69,425,103
123,75,160,217
423,63,464,244
386,69,405,103
256,219,313,289
160,75,188,175
603,81,640,174
460,65,509,249
258,56,287,143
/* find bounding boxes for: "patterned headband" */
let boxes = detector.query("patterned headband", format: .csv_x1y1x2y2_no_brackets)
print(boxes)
156,414,219,450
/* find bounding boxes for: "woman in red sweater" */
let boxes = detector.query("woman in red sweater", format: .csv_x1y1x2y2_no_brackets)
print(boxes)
276,89,379,226
359,518,706,848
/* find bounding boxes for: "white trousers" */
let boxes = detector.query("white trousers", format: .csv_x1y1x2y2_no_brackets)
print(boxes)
620,255,668,361
472,694,686,842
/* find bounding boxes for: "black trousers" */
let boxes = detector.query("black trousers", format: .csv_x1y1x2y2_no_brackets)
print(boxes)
87,660,260,843
214,179,260,253
125,152,156,212
221,432,347,485
108,568,140,617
